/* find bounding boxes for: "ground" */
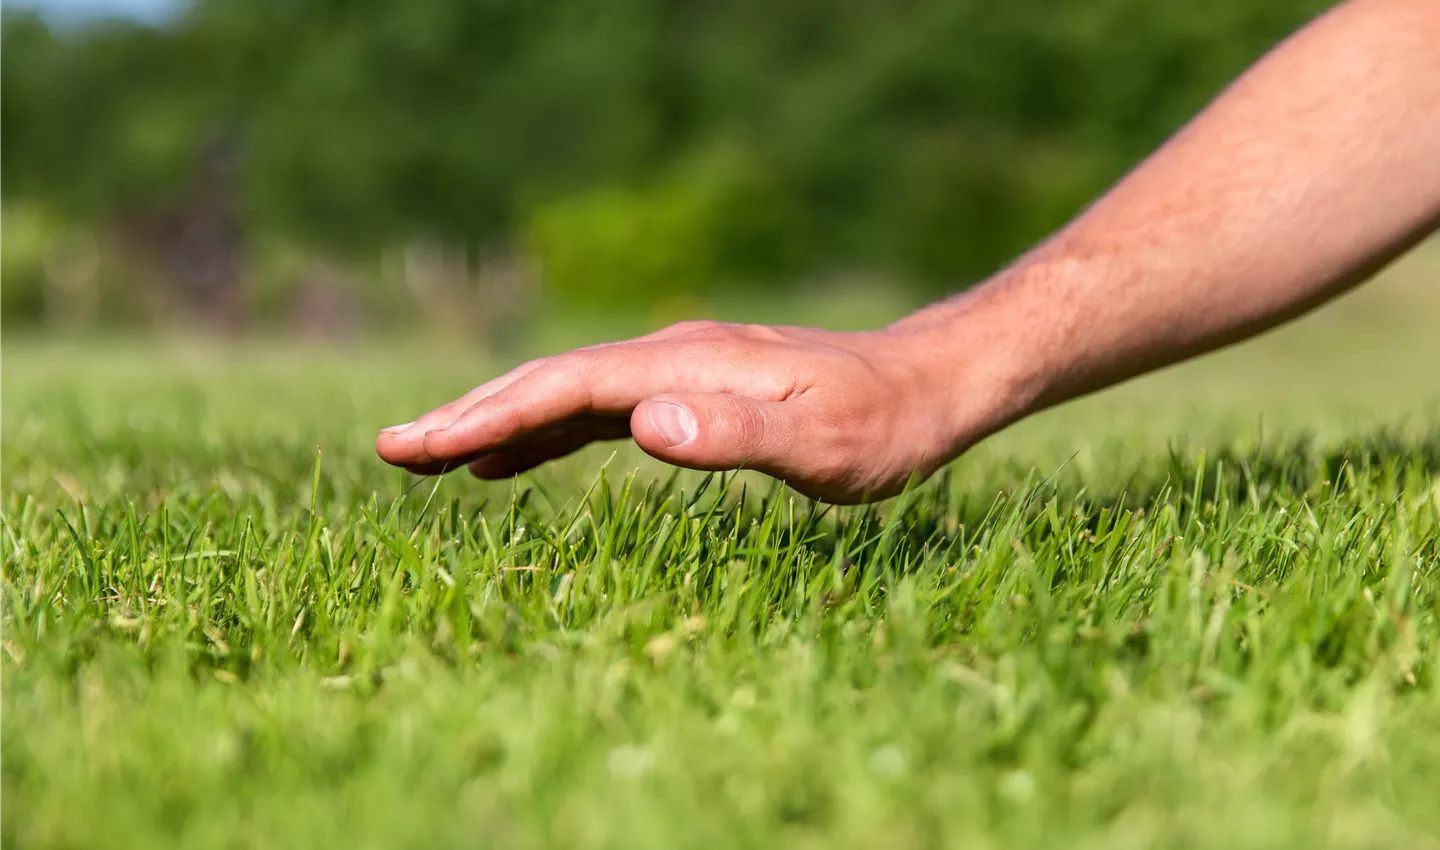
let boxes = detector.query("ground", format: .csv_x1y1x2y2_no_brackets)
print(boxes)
3,246,1439,849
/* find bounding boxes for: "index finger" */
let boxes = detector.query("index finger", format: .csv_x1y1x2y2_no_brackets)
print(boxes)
375,323,718,469
375,358,546,467
419,339,777,464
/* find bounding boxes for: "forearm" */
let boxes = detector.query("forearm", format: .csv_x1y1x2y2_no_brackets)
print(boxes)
379,0,1439,504
898,0,1440,449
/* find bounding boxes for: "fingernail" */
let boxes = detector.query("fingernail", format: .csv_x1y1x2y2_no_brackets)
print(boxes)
381,421,414,433
648,402,697,447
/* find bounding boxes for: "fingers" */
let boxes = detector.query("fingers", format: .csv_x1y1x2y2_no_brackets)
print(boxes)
466,416,631,479
629,393,808,479
418,340,780,464
376,321,803,477
376,359,546,466
377,331,717,468
397,414,629,478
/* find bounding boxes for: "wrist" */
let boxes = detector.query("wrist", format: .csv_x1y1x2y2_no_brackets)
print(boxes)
880,260,1082,456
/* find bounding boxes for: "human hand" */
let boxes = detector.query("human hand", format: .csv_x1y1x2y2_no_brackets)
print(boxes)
381,0,1440,505
375,321,991,503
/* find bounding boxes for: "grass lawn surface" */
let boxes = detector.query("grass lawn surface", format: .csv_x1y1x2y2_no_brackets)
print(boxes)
4,247,1440,849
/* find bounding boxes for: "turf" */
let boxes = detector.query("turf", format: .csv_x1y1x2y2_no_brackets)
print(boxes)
4,254,1440,849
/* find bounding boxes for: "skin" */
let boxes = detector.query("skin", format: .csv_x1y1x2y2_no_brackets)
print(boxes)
378,0,1440,504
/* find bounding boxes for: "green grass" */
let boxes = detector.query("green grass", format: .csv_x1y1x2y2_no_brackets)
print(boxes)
4,250,1440,849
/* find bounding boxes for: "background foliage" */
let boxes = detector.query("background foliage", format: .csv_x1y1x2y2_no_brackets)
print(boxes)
3,0,1329,326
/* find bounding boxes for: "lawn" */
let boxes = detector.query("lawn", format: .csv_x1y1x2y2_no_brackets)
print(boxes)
4,247,1439,849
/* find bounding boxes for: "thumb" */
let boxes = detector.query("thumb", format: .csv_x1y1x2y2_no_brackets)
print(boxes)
631,393,800,475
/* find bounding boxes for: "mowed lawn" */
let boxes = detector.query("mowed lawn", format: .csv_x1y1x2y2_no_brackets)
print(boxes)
4,246,1439,849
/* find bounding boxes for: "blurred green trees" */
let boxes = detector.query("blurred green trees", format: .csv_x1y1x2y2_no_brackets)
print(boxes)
2,0,1328,324
526,144,802,305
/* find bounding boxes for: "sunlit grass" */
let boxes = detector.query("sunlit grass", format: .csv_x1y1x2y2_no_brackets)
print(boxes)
4,246,1439,849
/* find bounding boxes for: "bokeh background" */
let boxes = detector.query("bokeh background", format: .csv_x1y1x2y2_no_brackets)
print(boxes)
4,0,1340,349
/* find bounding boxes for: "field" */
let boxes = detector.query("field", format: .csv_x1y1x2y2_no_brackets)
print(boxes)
4,246,1440,849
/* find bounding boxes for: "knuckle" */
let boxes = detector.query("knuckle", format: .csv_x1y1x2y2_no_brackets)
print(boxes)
556,366,593,402
736,323,785,342
520,362,592,420
668,319,725,336
532,357,586,393
671,319,787,344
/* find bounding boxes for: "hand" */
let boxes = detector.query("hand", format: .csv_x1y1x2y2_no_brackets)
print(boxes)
387,0,1437,504
375,320,979,503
